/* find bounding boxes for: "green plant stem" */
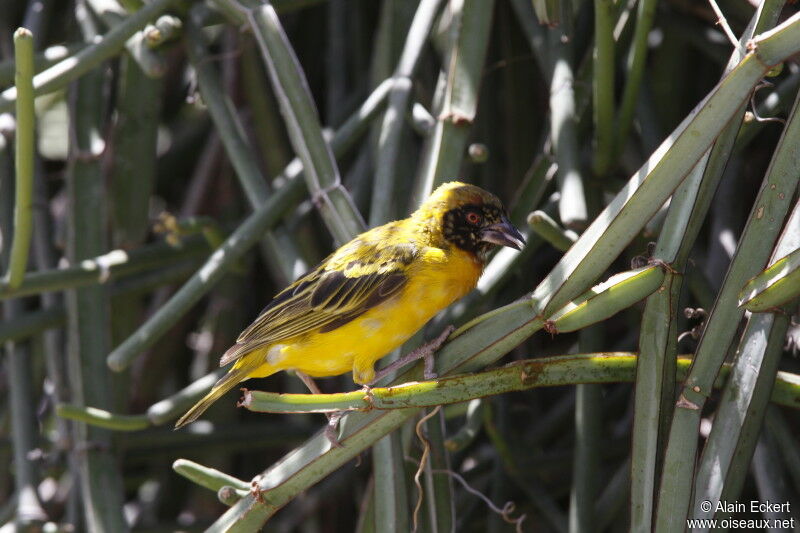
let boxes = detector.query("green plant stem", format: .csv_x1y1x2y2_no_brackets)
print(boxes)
527,210,576,252
628,5,782,525
548,266,666,333
108,47,162,387
509,154,553,225
371,433,410,533
1,135,46,525
110,53,161,248
5,28,35,289
85,0,167,77
614,0,656,159
356,478,376,533
333,78,394,157
639,3,786,523
210,408,417,531
80,353,800,533
0,257,205,347
656,53,800,532
452,265,659,361
409,102,435,136
592,0,615,176
240,38,292,179
56,404,149,431
215,0,366,244
755,12,800,65
186,15,269,211
547,21,588,229
369,0,444,225
532,0,561,26
218,486,248,507
692,196,800,519
0,306,64,344
413,0,495,199
143,15,182,48
241,354,800,414
739,244,800,311
570,328,603,532
530,49,785,319
0,237,209,300
3,303,47,527
630,272,680,532
56,368,226,430
172,459,250,493
694,312,791,519
65,22,127,527
368,1,413,165
0,0,175,112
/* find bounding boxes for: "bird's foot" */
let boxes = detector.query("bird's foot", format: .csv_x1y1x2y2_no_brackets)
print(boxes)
367,325,455,385
295,371,344,448
296,371,323,395
414,324,454,380
325,411,344,448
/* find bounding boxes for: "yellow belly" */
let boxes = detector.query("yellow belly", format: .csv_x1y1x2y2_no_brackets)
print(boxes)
246,247,481,384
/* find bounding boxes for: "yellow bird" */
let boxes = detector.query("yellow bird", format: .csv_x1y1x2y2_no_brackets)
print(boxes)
175,181,525,429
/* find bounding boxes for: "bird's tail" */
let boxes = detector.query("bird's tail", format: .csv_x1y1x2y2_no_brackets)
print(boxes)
175,365,254,429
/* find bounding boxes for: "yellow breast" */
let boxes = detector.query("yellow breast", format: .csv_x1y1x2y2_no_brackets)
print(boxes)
249,246,482,383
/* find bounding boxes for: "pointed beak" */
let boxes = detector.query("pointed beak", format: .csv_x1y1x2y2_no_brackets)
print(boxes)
480,217,526,251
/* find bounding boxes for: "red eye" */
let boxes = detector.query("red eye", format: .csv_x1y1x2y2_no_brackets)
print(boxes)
466,212,482,225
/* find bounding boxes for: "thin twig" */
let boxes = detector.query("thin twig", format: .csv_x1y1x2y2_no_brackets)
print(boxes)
708,0,744,53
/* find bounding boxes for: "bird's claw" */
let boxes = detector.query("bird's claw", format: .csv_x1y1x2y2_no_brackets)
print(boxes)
368,325,455,385
419,325,453,380
325,411,344,448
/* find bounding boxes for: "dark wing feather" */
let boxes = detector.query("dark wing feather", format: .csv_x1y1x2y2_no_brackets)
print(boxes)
219,233,416,366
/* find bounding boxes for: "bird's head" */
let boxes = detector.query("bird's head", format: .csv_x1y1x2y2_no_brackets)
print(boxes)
414,181,525,260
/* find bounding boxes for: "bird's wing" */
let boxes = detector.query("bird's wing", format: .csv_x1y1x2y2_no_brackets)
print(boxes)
219,233,417,366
